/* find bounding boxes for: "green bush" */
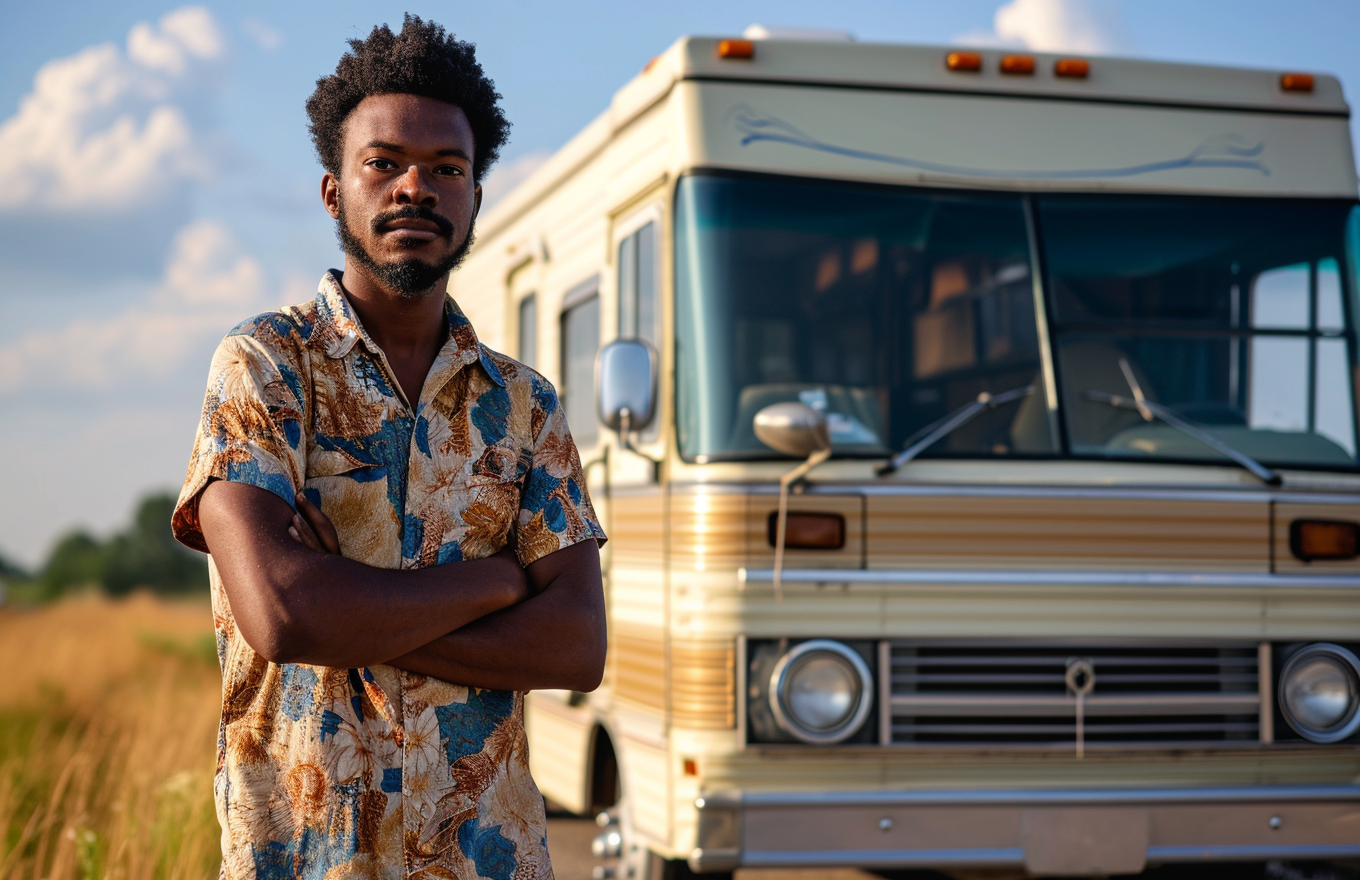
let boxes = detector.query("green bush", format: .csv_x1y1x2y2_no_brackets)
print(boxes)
36,493,208,600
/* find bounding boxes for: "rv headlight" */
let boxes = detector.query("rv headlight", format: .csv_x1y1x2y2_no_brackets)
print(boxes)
1279,643,1360,743
769,640,872,744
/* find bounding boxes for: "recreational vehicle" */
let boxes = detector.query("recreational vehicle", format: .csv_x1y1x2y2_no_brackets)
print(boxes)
450,34,1360,878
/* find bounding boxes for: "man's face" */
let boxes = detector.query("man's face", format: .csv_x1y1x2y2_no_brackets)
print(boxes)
324,93,482,297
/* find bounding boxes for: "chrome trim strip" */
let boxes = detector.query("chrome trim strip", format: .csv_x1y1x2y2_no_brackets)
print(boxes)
697,784,1360,809
1147,845,1360,860
738,845,1360,869
740,568,1360,589
670,481,1360,504
742,848,1024,867
889,693,1260,717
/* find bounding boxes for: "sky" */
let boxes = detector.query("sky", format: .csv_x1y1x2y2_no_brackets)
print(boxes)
1,0,1359,568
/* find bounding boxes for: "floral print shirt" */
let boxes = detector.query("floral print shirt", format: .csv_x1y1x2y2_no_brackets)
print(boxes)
172,271,606,880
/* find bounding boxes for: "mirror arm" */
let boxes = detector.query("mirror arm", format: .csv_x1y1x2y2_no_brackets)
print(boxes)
615,407,662,482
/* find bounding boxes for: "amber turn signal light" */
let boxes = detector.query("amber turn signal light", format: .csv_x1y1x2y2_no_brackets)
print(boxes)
717,39,755,60
945,51,983,72
1000,54,1036,75
1281,73,1315,93
1055,58,1090,78
1291,519,1360,562
767,512,846,550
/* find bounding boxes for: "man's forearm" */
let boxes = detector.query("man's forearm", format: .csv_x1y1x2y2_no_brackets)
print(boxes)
388,540,606,692
199,480,527,667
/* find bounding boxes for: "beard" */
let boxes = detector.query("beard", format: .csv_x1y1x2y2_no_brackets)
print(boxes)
336,201,475,298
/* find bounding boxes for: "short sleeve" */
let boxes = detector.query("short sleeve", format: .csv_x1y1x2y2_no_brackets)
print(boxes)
515,380,608,567
172,320,310,552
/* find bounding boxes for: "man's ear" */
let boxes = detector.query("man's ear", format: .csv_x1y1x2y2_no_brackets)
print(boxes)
472,183,482,223
322,173,340,219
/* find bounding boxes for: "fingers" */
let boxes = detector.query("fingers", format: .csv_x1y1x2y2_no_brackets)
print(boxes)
290,513,325,553
295,492,342,554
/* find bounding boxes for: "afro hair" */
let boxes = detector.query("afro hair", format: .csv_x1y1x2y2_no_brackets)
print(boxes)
306,15,510,183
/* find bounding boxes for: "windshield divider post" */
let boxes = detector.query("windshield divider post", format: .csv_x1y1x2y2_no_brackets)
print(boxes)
1308,260,1319,434
1024,195,1065,454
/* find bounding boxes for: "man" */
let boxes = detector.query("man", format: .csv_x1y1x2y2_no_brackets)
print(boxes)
171,16,606,879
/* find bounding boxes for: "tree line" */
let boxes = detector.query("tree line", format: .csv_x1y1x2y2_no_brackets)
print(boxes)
1,493,208,602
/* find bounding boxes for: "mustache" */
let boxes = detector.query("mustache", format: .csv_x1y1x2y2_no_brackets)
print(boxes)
371,205,455,239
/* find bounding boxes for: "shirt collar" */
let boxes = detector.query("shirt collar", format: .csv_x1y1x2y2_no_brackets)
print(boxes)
312,270,504,390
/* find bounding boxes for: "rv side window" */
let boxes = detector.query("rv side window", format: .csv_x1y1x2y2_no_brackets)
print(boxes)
518,294,538,369
618,222,659,346
561,288,600,447
618,221,660,441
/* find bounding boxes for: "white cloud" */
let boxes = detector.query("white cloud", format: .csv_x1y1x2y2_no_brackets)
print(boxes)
242,18,282,52
0,220,267,394
0,6,225,212
957,0,1134,55
479,150,551,214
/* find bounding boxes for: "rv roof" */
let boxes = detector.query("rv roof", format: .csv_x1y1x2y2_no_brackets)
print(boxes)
639,36,1348,118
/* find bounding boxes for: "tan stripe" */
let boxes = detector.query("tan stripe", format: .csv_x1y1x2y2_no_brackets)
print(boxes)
671,639,735,729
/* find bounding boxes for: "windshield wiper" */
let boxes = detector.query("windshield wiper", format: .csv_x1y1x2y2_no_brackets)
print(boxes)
876,385,1035,476
1084,358,1281,486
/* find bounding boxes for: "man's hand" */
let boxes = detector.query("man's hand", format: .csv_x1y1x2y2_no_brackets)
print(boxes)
199,480,530,668
387,538,605,692
289,492,341,554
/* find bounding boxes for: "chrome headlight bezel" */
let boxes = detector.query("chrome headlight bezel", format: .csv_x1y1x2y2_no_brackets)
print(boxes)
1278,643,1360,744
768,639,873,744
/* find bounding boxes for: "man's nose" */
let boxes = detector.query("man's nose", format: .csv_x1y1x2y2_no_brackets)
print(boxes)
393,165,437,206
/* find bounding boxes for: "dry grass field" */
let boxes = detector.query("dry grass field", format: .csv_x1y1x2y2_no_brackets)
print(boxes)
0,593,221,880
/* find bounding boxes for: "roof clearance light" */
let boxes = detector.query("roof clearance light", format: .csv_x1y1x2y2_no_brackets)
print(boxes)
717,39,755,60
945,51,983,72
1055,58,1091,79
1000,54,1036,75
1291,519,1360,562
1281,73,1315,93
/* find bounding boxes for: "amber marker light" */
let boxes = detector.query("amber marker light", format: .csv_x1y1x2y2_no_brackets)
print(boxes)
683,759,698,777
1000,54,1036,75
1055,58,1091,78
1281,73,1315,93
1291,520,1360,562
945,51,983,72
717,39,755,60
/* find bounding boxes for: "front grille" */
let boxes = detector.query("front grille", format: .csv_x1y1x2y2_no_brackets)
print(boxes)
886,642,1261,748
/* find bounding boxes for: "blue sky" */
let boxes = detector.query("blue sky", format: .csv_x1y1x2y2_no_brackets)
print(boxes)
1,0,1358,567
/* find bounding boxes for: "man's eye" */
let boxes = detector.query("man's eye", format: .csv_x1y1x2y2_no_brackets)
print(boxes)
435,165,463,176
368,158,397,170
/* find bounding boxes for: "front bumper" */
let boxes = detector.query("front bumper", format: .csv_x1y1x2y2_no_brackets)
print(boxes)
690,785,1360,876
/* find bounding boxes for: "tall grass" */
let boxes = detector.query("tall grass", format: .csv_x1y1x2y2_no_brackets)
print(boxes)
0,593,221,879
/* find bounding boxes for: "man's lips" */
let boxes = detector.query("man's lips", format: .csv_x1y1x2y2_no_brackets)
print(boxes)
371,207,455,243
380,219,443,240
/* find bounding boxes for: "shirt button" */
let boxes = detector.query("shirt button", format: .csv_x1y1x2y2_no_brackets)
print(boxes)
420,804,432,818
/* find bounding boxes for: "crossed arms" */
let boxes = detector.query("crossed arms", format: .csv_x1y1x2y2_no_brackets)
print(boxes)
197,480,606,692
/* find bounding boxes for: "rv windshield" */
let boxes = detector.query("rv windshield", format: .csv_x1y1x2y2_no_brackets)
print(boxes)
674,174,1360,469
1038,196,1359,469
675,174,1057,461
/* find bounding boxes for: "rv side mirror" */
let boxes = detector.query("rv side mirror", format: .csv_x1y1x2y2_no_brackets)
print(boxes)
754,402,831,458
597,339,657,435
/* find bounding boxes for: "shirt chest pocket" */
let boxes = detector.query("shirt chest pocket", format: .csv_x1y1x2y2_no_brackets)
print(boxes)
301,448,383,511
438,438,528,559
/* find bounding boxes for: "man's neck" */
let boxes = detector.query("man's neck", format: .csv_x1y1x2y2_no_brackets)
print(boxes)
339,264,448,357
338,263,450,404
